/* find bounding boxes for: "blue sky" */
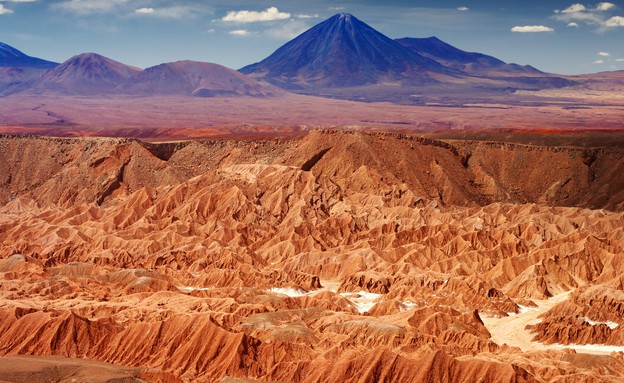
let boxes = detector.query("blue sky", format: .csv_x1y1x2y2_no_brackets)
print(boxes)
1,0,623,74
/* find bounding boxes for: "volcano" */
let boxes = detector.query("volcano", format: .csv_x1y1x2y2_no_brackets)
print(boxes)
29,53,140,95
124,60,283,97
240,13,452,89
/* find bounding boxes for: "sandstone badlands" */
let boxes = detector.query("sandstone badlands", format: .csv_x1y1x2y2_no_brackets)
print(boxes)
1,130,624,382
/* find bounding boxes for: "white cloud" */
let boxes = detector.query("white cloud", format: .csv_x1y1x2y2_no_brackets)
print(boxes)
0,4,12,14
457,6,469,11
605,15,624,26
329,7,345,11
593,59,605,63
222,7,290,23
55,0,131,14
229,29,251,36
561,3,586,13
135,7,153,14
554,2,621,29
597,2,616,11
598,51,611,56
133,6,196,19
616,58,624,62
511,25,555,32
554,9,604,25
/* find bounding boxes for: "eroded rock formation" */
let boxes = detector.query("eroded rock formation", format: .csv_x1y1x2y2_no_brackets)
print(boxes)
0,131,623,382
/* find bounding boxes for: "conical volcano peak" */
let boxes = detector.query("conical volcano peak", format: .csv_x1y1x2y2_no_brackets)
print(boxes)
326,13,370,30
29,52,139,95
240,13,447,89
65,52,106,64
337,13,354,21
64,52,130,66
53,52,140,80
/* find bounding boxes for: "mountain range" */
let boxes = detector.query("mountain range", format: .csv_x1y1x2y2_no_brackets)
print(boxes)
1,13,579,102
10,52,282,97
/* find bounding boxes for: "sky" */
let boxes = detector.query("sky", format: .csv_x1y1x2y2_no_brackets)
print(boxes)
1,0,624,74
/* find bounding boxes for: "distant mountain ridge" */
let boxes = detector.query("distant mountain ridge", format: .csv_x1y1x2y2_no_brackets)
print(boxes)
124,60,283,97
395,37,542,76
3,51,281,97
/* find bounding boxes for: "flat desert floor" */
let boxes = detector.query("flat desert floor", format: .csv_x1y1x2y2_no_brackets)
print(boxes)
1,81,624,140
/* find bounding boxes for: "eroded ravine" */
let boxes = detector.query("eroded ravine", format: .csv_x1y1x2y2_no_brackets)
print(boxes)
482,291,572,353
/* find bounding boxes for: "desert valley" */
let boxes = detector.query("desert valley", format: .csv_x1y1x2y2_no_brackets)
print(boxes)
1,10,624,383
